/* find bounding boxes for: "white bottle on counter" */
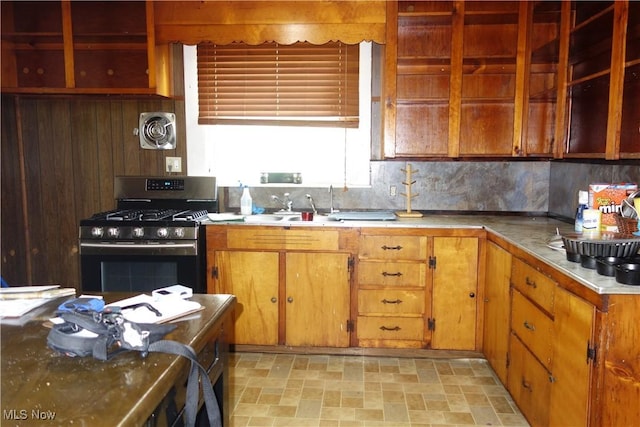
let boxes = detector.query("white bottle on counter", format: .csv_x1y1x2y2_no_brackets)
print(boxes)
240,186,252,215
574,190,589,232
582,208,601,234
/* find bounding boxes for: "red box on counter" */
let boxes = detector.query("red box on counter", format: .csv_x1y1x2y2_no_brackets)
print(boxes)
588,183,638,231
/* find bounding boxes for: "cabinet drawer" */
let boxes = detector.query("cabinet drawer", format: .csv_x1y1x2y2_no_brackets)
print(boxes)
511,258,555,314
511,290,554,369
358,290,425,315
227,228,339,251
357,316,424,340
508,334,551,427
359,235,427,260
358,260,426,287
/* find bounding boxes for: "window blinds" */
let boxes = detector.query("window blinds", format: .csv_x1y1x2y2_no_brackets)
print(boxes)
197,42,359,127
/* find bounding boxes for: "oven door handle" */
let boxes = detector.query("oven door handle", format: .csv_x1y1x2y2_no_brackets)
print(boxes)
80,242,196,249
80,242,198,256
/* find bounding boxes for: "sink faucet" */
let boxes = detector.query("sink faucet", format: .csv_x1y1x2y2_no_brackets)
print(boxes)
271,193,293,212
329,185,339,213
305,194,318,214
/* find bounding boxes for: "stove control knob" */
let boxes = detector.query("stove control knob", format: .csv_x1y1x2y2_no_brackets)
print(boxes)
132,227,145,238
174,228,185,238
91,227,104,238
157,228,169,238
107,227,120,238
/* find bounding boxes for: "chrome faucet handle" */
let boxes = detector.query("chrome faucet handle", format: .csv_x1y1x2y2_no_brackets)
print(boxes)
283,193,293,211
305,194,318,214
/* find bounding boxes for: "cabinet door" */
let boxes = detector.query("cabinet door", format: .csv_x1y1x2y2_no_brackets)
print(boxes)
483,242,511,384
549,287,595,427
213,251,279,345
508,334,551,427
431,237,478,350
285,252,350,347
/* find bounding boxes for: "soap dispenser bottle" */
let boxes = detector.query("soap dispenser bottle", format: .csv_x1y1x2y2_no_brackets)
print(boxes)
241,186,252,215
574,190,588,232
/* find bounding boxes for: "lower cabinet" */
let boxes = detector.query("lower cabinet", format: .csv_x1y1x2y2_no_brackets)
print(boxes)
356,230,480,350
507,334,551,427
431,237,479,350
503,247,596,427
207,226,355,348
213,251,279,345
284,252,351,347
548,286,594,427
483,241,511,384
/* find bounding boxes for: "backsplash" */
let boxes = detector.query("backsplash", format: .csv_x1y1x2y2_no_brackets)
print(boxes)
548,162,640,220
223,160,639,218
224,160,551,214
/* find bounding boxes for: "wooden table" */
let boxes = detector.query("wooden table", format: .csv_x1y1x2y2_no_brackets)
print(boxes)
1,293,235,426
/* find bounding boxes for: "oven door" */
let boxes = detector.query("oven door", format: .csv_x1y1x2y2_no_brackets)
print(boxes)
80,241,205,294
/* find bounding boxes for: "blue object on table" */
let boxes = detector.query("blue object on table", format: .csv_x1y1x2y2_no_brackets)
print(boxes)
57,297,105,313
1,277,8,288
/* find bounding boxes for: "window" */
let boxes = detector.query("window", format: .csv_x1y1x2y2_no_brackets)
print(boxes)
184,44,372,188
196,42,359,127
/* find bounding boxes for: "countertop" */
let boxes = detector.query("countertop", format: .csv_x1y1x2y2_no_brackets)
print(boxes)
203,214,640,295
1,293,236,426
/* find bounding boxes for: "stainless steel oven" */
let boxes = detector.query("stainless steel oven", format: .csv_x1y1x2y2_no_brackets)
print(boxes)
79,176,217,294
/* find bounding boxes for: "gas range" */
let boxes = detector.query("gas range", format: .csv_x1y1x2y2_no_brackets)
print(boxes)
79,176,217,294
79,176,217,242
80,208,210,241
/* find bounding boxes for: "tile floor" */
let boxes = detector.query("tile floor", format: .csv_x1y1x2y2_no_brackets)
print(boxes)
228,352,530,426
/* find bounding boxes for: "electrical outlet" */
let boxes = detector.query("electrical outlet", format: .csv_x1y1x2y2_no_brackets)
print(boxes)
166,157,182,173
390,185,397,197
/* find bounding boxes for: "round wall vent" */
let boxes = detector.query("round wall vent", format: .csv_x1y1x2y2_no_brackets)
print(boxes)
138,112,176,150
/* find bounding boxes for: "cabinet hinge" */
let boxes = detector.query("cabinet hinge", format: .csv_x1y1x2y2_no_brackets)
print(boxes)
506,352,510,369
346,319,354,333
586,341,597,363
428,256,437,269
427,318,436,331
211,266,218,279
348,256,355,273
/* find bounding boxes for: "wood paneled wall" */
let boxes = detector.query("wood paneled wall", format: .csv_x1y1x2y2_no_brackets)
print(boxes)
1,95,186,288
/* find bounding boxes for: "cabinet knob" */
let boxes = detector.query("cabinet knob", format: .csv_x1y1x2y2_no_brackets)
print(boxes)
271,297,277,303
287,296,293,303
469,292,475,298
524,321,536,331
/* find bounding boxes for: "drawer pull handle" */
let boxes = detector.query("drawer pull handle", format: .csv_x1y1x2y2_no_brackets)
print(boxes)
381,245,403,251
382,271,402,277
521,379,533,391
271,297,277,303
287,297,294,303
523,321,536,331
381,298,403,305
379,325,401,331
525,277,537,288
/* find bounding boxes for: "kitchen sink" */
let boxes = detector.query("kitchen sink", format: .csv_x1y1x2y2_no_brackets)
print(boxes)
243,214,289,223
327,211,397,221
287,214,333,223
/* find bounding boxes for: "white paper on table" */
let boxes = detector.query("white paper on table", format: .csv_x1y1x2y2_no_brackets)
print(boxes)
106,294,203,324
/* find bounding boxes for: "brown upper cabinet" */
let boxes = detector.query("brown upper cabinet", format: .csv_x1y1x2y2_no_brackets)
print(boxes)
382,0,639,159
383,1,543,158
561,1,639,160
1,1,175,96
